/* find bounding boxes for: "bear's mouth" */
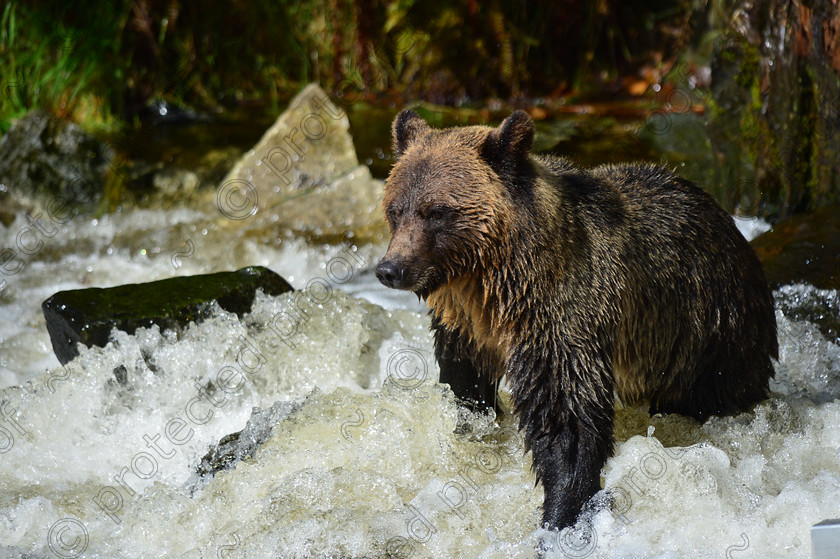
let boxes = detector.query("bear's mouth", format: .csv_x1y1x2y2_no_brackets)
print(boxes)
414,286,431,300
412,268,448,299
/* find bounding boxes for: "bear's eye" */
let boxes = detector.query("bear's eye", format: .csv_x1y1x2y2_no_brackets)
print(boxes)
387,206,404,223
425,207,447,222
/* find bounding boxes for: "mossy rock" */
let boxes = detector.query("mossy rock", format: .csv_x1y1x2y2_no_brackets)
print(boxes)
708,3,840,218
42,266,292,364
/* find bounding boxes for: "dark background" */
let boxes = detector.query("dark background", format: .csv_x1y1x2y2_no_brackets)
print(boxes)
1,0,839,218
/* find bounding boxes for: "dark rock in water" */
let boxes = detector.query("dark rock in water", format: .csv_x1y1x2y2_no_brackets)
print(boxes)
188,399,303,494
42,266,293,364
754,207,840,344
112,364,129,386
752,206,840,290
0,110,113,209
774,285,840,346
0,190,25,226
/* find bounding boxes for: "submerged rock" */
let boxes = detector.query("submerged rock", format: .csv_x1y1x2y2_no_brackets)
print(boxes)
218,84,386,244
752,205,840,290
0,189,25,226
189,399,304,493
41,266,292,364
0,110,113,210
774,284,840,347
116,144,244,208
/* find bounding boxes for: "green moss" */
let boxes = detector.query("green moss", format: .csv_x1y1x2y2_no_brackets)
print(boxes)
41,266,293,364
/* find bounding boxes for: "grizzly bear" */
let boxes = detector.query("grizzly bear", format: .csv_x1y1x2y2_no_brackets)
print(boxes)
375,109,778,530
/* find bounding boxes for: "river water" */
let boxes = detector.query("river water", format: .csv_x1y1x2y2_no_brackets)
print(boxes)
0,104,839,558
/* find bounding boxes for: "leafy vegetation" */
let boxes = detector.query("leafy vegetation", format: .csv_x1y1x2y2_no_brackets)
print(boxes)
0,0,702,132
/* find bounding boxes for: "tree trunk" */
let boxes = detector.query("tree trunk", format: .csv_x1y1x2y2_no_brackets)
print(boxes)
709,0,840,218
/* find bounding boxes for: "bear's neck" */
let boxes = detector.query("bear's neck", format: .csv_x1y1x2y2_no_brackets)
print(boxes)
426,272,510,364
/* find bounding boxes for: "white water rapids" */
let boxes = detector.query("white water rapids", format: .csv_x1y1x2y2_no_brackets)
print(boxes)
0,199,838,558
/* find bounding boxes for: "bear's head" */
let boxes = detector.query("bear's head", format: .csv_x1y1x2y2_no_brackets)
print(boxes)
376,109,535,297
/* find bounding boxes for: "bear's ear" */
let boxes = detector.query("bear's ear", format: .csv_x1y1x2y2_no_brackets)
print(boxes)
481,110,534,173
393,109,429,157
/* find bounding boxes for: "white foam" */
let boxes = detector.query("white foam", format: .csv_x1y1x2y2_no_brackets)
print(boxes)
732,216,772,241
0,205,412,387
0,202,837,557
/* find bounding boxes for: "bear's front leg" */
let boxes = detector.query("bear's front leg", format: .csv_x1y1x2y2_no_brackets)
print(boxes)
530,418,613,529
509,345,614,530
432,319,498,413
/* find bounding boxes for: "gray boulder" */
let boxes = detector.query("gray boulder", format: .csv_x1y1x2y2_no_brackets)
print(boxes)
218,84,386,243
0,110,113,209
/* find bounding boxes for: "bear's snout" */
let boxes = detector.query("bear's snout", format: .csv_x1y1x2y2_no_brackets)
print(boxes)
375,259,405,289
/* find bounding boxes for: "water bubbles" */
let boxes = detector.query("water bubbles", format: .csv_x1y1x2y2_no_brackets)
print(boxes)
0,184,837,557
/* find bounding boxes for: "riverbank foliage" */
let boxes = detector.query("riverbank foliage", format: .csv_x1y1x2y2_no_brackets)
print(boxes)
0,0,702,132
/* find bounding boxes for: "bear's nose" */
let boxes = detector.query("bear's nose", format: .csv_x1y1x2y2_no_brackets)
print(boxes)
375,260,403,289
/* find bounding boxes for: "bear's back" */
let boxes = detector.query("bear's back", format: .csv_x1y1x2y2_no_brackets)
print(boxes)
537,158,776,415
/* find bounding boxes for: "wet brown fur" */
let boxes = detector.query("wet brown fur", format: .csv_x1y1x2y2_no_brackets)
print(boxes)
376,109,778,530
